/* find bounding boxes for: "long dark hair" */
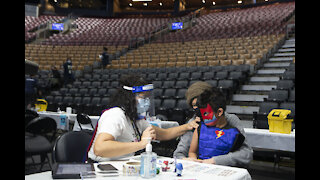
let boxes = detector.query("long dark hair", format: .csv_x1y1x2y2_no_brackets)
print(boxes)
107,73,150,121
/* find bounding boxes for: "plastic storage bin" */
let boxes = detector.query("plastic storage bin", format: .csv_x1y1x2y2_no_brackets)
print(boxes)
34,99,48,112
267,109,293,134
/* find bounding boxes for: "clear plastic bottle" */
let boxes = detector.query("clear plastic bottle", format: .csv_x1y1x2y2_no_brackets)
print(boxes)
140,139,157,178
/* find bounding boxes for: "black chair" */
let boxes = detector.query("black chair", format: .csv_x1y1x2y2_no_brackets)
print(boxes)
217,79,234,102
52,131,93,163
267,89,288,103
25,116,57,171
25,109,39,127
288,89,295,102
175,88,187,100
167,72,179,81
189,72,202,81
282,71,295,81
276,80,294,90
158,99,177,120
214,71,229,80
160,88,177,99
95,97,110,115
206,80,218,87
152,80,162,89
253,102,278,129
177,72,190,81
175,80,189,89
162,80,175,89
171,99,189,125
76,113,94,135
202,72,215,80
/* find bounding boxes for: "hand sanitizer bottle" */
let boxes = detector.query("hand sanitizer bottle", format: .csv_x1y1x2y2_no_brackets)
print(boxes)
140,138,157,178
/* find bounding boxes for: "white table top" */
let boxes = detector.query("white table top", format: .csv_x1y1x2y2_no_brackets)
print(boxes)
25,156,251,180
244,128,295,152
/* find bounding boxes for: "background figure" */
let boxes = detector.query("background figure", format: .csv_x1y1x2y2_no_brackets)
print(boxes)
63,58,74,85
25,75,38,109
99,47,110,69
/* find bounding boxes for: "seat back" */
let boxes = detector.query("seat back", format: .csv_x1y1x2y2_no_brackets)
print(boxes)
25,116,57,141
76,113,94,130
52,131,92,163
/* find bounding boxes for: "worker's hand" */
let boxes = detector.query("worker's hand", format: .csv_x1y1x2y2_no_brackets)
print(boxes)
186,117,201,130
140,126,156,146
199,157,215,164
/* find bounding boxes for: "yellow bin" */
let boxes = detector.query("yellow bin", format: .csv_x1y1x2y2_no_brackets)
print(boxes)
34,99,48,112
267,109,293,134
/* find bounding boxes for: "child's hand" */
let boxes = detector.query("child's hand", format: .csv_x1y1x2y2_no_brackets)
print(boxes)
199,157,215,164
181,157,202,163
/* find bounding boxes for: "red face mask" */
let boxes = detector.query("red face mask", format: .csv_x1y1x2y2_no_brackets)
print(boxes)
199,104,218,126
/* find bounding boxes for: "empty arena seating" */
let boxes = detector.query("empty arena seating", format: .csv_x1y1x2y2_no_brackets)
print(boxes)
45,65,250,124
25,44,126,70
27,2,294,125
25,15,65,42
155,2,295,43
40,17,171,46
109,34,284,69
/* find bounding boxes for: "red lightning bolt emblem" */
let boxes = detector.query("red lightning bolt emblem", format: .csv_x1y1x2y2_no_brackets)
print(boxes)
215,130,225,139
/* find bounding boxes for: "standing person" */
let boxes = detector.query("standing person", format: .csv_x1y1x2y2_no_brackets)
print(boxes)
87,74,200,162
63,57,74,85
99,47,110,69
173,81,253,168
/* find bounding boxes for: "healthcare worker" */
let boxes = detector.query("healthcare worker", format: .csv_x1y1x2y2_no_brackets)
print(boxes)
87,74,200,162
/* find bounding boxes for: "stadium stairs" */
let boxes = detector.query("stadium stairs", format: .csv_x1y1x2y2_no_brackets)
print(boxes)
226,37,295,127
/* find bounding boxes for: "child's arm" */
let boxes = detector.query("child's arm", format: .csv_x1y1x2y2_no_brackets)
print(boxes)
188,128,199,160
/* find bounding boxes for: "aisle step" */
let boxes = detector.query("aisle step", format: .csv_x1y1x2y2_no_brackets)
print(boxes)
282,44,295,48
274,52,295,57
250,76,280,82
278,48,295,52
232,94,268,102
256,69,286,75
263,62,291,68
269,57,293,62
241,85,276,91
226,105,259,115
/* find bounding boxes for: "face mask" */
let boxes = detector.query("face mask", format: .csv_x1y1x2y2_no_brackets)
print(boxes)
137,98,150,114
198,104,218,126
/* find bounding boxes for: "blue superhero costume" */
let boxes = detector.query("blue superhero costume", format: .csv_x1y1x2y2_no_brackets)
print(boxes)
195,103,245,160
197,121,244,160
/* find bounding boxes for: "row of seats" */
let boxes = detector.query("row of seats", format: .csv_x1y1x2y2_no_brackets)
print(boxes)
26,2,294,48
44,63,252,119
25,15,65,42
155,2,295,43
40,16,173,46
25,44,126,71
109,34,283,69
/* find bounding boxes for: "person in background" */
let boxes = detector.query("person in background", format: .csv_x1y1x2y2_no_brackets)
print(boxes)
63,57,74,85
99,47,110,69
173,81,253,168
87,74,200,162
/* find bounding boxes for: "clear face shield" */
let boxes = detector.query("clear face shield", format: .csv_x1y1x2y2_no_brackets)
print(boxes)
123,84,155,120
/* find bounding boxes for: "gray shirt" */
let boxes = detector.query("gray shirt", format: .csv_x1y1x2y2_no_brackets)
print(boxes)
173,112,253,168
